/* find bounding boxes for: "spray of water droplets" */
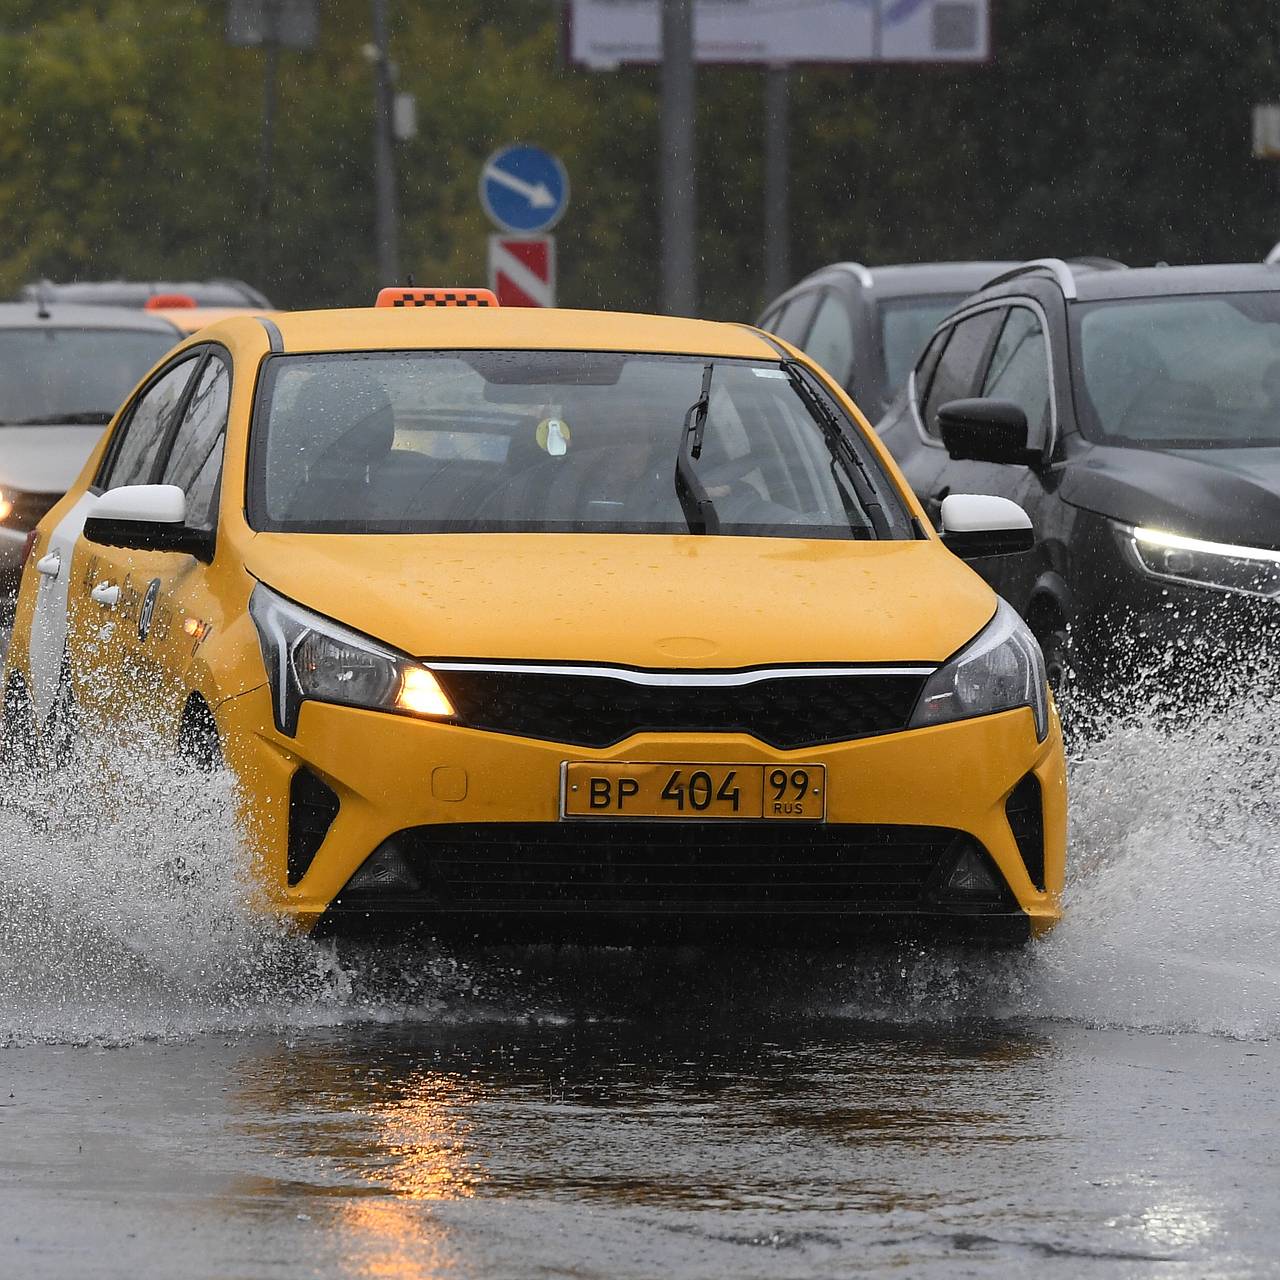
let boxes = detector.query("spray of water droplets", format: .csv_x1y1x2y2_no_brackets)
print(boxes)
1,653,1277,1045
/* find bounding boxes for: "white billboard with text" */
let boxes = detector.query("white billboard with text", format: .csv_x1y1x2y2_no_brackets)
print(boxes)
570,0,989,68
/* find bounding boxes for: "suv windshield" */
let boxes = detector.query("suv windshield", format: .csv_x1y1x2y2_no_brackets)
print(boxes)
249,350,913,539
0,328,175,426
1073,293,1280,448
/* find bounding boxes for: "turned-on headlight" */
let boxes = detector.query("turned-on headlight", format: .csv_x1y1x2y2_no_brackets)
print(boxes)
249,583,454,735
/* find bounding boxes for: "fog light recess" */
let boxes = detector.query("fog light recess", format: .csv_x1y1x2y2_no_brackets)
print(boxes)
345,840,421,894
943,843,1005,903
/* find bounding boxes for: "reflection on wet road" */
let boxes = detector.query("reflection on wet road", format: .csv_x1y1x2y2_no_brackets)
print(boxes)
3,1016,1277,1278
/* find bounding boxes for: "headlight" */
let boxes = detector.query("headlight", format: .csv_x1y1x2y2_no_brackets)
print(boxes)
249,583,454,735
1127,525,1280,600
909,599,1048,741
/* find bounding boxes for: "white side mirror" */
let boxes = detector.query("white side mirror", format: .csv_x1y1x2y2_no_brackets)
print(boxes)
939,493,1034,558
90,483,186,525
83,484,210,559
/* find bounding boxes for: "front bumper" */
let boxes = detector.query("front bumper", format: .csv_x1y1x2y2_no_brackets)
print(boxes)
219,686,1066,942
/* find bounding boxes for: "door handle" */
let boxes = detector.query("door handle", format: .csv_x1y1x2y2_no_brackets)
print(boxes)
35,551,61,578
90,581,120,608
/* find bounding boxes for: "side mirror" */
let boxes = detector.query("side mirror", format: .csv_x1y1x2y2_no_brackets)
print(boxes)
938,399,1041,467
83,484,210,559
939,493,1034,558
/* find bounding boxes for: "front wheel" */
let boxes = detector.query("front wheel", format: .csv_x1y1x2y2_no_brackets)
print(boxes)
1,671,38,791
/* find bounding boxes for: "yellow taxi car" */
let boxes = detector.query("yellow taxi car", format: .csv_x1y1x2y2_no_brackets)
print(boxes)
0,288,1066,945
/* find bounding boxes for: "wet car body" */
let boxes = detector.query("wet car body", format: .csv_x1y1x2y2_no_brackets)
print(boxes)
1,299,1065,946
756,261,1017,420
0,303,181,582
876,260,1280,684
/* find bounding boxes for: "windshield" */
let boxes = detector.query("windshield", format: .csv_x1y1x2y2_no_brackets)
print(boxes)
249,350,913,539
1073,293,1280,448
879,294,965,398
0,327,175,426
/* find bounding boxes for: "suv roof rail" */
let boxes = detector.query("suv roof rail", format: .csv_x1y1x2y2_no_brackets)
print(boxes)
832,261,875,288
1065,256,1128,271
980,258,1081,299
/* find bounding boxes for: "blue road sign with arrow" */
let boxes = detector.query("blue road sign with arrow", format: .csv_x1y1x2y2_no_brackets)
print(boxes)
480,144,569,234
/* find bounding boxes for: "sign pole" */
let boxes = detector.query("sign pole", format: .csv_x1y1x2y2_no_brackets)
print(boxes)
763,62,790,300
256,3,280,292
660,0,697,316
371,0,400,282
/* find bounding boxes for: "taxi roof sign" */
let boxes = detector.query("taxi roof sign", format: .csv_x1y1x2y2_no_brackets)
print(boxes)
375,287,499,308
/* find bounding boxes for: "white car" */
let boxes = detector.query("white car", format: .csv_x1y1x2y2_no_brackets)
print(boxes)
0,302,180,580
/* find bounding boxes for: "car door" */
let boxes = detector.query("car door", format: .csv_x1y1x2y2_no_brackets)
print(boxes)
65,350,227,736
27,353,202,727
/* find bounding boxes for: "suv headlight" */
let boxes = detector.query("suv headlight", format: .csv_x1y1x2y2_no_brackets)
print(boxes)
249,583,454,735
1126,525,1280,600
909,599,1048,740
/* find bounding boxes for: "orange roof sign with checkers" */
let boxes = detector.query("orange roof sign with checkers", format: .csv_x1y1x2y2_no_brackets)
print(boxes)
375,287,499,308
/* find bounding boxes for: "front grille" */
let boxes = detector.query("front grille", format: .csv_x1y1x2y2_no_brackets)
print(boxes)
338,822,974,915
432,667,928,749
1005,773,1045,891
4,491,60,532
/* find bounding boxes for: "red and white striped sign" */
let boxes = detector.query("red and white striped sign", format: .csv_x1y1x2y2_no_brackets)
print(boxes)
487,235,556,307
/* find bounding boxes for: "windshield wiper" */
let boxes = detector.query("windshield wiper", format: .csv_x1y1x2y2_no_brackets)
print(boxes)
674,362,720,535
4,411,114,426
782,361,890,538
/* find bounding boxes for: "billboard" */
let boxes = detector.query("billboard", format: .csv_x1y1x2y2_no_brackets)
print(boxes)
569,0,989,69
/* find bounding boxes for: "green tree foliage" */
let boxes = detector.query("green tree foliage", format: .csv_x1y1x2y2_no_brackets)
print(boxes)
0,1,1275,320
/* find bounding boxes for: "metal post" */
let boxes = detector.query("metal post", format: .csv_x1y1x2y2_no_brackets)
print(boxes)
660,0,696,315
763,63,790,300
371,0,400,282
255,1,280,289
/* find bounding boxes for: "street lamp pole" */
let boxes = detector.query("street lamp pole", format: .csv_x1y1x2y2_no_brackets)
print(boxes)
371,0,400,282
660,0,697,315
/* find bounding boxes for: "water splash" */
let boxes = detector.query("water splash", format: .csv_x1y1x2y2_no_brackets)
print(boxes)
1,671,1277,1044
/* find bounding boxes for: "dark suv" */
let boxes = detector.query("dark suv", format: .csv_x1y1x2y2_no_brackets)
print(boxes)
877,259,1280,684
757,261,1016,419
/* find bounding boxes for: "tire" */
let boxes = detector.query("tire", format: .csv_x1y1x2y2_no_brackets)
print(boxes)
1038,626,1070,694
177,698,224,772
43,665,80,771
1,671,37,788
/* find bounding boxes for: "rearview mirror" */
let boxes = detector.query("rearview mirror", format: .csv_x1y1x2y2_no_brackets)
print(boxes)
939,493,1034,558
83,484,211,559
938,399,1041,467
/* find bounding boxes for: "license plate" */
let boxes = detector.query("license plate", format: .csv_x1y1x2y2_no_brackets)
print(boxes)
561,762,826,821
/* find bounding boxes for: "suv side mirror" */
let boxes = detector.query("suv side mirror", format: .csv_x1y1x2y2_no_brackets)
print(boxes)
939,493,1034,558
938,399,1041,467
83,484,211,559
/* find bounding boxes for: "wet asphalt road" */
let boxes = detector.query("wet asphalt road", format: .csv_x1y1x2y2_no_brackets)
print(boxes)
3,601,1280,1278
2,1012,1278,1279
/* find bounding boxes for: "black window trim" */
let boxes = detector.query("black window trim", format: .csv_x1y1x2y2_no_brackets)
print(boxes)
92,346,209,496
91,342,234,563
908,296,1058,454
157,345,234,547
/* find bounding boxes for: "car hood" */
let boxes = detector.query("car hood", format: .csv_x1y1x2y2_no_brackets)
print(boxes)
0,425,106,493
245,533,996,668
1061,444,1280,547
